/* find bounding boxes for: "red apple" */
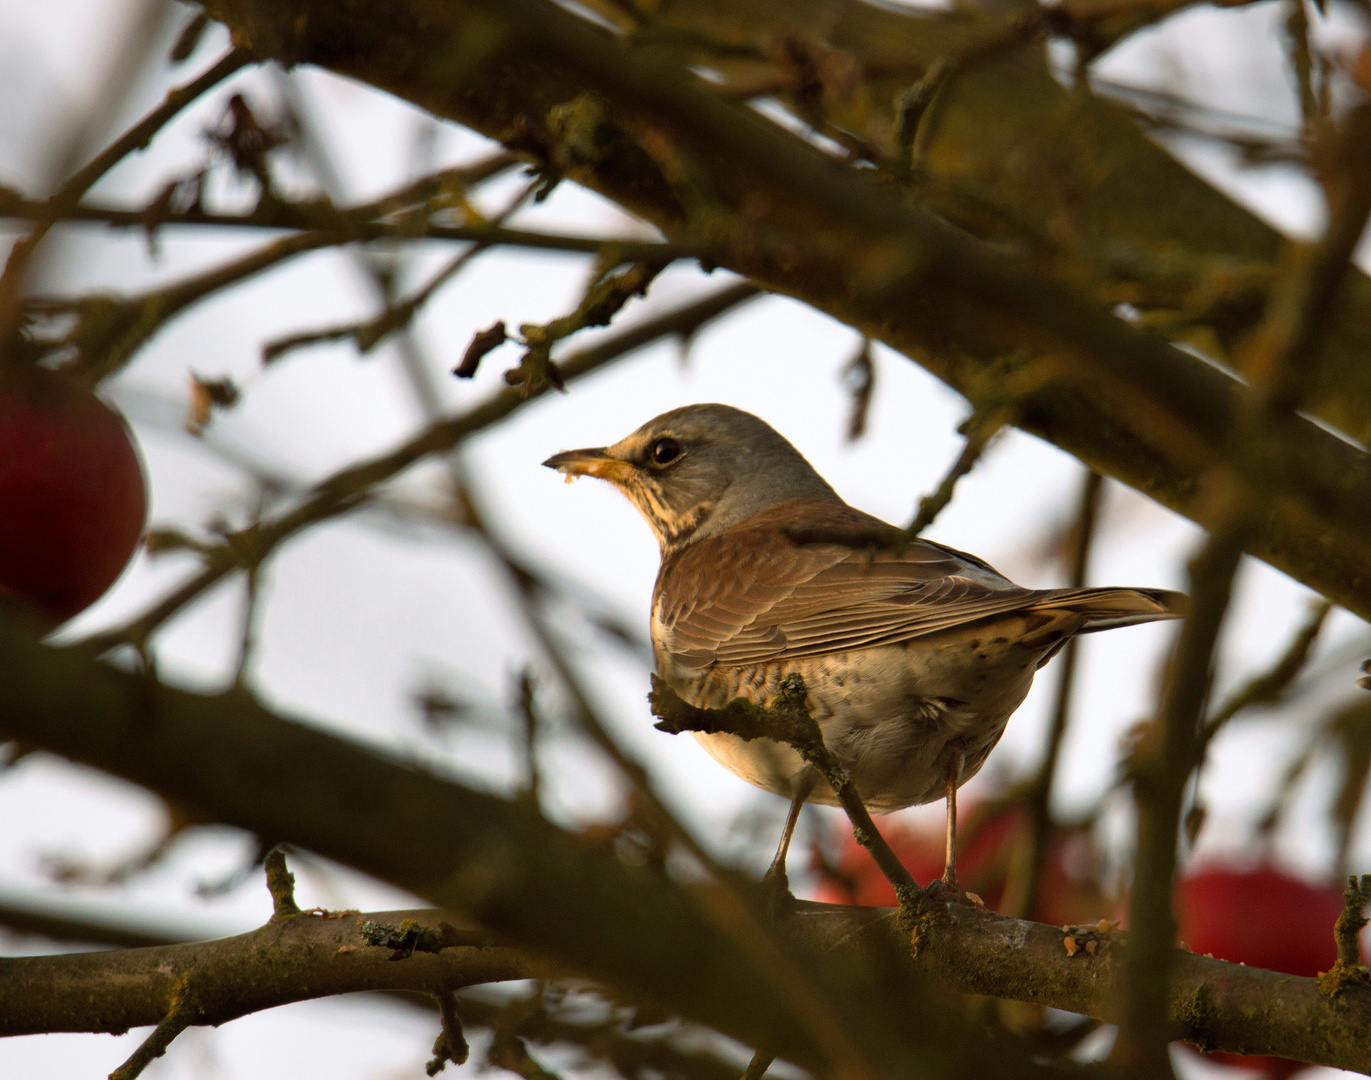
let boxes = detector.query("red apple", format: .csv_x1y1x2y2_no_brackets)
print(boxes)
1176,864,1351,1079
0,364,147,622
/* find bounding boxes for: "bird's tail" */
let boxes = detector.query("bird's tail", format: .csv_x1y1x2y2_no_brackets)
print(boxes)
1032,587,1189,632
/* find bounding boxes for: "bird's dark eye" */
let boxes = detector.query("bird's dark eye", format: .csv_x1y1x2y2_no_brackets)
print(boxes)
649,437,682,466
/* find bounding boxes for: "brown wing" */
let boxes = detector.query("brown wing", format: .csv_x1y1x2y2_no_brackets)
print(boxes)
653,499,1184,673
653,500,1022,671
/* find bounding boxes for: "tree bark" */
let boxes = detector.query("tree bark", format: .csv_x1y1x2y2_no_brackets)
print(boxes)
198,0,1371,622
2,615,1369,1073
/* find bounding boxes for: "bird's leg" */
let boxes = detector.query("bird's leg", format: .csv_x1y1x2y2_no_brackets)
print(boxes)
942,751,963,890
761,771,817,916
923,752,965,905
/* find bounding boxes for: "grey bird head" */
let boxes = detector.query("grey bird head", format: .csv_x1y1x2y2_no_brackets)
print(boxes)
543,403,840,552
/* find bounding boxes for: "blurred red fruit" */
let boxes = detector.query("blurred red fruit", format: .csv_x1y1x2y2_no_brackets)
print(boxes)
811,802,1111,927
0,365,146,622
1176,864,1351,1080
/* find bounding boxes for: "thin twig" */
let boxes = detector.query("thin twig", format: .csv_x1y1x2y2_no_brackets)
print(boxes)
0,46,251,342
74,282,759,654
231,493,269,689
107,983,197,1080
903,410,1007,538
426,990,470,1075
28,224,683,382
0,198,698,260
1005,469,1103,921
263,848,301,918
647,676,923,912
740,1049,773,1080
1200,598,1331,743
515,670,541,805
1283,0,1318,140
1113,101,1371,1080
261,176,540,364
1318,874,1371,996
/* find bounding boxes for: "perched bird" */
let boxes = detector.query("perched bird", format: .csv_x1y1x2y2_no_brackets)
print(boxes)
544,404,1185,897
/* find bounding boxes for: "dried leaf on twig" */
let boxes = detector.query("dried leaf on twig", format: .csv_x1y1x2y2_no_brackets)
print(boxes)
454,321,508,378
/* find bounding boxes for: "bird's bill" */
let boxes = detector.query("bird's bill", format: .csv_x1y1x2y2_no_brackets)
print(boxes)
541,447,635,482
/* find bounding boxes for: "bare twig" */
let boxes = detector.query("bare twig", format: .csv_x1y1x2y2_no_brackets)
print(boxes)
74,282,759,654
108,985,197,1080
263,848,302,918
514,669,542,804
840,338,874,443
1004,469,1103,921
740,1049,774,1080
1318,874,1371,997
427,990,470,1075
262,176,540,364
1201,598,1331,742
507,259,668,395
1283,0,1318,139
903,410,1008,538
0,46,251,343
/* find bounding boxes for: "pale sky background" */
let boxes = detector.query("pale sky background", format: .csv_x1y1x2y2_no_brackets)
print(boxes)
2,1,1371,1077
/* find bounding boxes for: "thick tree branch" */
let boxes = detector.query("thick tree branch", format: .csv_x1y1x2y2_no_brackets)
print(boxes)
1,612,1015,1080
581,0,1371,444
0,905,538,1038
0,895,746,1080
3,615,1371,1072
195,0,1371,624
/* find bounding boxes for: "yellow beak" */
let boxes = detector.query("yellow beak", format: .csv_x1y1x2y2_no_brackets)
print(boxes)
542,447,635,482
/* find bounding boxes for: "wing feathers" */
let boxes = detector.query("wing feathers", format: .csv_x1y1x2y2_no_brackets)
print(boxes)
652,500,1185,670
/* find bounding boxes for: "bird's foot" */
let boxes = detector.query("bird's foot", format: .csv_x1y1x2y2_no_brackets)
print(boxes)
760,864,798,920
921,874,963,908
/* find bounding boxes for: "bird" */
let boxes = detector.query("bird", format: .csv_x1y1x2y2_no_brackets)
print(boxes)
543,403,1186,900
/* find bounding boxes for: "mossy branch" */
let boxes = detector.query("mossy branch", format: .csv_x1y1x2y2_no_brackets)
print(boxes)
4,618,1371,1072
1319,874,1371,997
263,848,301,918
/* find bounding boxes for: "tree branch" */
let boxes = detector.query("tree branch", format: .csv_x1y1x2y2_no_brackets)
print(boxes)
0,46,252,341
0,904,539,1038
78,279,758,653
4,614,1371,1073
1,610,999,1080
580,0,1371,444
195,0,1371,626
1114,98,1371,1079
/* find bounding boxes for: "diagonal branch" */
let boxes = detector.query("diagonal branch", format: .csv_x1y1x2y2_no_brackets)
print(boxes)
2,615,1371,1073
1114,99,1371,1079
78,280,758,653
0,46,252,341
0,609,1051,1080
196,0,1371,625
